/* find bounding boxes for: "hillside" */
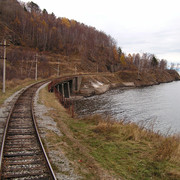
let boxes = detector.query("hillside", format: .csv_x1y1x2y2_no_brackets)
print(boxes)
0,2,180,179
76,69,179,97
0,0,179,83
0,0,118,80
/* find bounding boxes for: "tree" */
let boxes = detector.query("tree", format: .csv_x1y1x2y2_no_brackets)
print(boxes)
159,59,167,70
134,53,140,67
0,0,124,71
127,53,133,69
151,56,159,68
42,9,48,15
61,17,71,28
13,16,21,31
117,47,122,59
120,53,126,69
27,1,41,13
113,46,118,61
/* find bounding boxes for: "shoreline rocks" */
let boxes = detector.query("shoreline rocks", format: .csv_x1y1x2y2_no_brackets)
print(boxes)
78,70,180,97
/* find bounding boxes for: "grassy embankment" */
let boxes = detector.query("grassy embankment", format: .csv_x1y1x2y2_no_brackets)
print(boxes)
0,78,40,106
39,85,180,180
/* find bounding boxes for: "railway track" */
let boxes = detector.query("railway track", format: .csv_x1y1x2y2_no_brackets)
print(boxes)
0,82,56,180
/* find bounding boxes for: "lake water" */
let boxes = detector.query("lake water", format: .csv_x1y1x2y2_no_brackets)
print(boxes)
75,81,180,134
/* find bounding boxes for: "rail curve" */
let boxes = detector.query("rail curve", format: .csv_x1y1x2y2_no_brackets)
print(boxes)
0,81,56,180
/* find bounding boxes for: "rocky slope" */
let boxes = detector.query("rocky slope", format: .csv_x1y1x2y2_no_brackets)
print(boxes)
78,69,180,97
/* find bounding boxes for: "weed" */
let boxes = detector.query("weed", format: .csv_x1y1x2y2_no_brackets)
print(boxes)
154,136,180,161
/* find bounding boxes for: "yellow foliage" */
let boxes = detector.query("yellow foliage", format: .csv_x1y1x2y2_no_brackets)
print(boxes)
14,16,21,25
61,17,71,28
128,53,133,63
71,19,76,26
52,26,57,31
30,17,34,23
120,53,126,66
37,27,42,33
42,20,48,27
113,46,118,61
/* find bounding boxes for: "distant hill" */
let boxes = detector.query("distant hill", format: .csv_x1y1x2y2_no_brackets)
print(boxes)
0,0,125,80
0,0,178,81
0,0,117,66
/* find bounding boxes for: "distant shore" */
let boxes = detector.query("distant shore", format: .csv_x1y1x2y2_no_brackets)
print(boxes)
77,69,180,97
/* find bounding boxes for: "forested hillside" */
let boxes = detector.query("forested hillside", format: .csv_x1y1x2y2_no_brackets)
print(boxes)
0,0,174,80
1,0,116,56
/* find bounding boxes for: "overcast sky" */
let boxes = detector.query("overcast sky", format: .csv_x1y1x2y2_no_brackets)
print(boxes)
21,0,180,64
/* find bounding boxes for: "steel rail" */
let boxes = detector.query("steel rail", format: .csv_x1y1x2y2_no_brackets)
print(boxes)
0,83,32,176
31,83,57,180
0,81,56,179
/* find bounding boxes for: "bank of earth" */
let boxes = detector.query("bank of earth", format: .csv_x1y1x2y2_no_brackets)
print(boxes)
39,80,180,179
78,69,180,97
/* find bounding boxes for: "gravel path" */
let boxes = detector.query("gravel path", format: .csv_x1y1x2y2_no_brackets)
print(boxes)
34,83,81,180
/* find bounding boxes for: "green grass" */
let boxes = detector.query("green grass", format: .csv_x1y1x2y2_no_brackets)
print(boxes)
64,116,180,180
39,86,180,180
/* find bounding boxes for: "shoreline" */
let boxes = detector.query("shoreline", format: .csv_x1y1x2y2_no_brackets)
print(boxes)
77,71,180,98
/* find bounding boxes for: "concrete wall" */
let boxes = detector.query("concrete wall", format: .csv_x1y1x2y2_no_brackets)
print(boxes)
55,76,82,98
72,76,82,92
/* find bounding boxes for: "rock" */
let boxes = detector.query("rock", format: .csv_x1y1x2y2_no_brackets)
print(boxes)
79,88,95,97
95,84,110,95
122,82,135,87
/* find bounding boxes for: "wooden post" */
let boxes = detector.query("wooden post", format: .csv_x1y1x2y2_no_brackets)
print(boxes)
35,53,38,81
0,39,10,93
3,40,6,93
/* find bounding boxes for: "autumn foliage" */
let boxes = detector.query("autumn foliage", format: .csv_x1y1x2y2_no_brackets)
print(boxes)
0,1,116,59
0,0,168,80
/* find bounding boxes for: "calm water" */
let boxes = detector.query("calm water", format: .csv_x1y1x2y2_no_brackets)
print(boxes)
75,81,180,134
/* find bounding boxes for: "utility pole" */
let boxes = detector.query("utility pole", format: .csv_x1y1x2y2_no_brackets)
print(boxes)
0,39,10,93
35,53,38,81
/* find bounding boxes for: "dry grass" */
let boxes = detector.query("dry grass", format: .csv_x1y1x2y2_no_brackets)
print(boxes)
92,116,119,134
38,86,180,179
0,78,37,106
94,121,119,134
92,115,180,163
0,78,31,89
154,136,180,161
39,86,116,179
